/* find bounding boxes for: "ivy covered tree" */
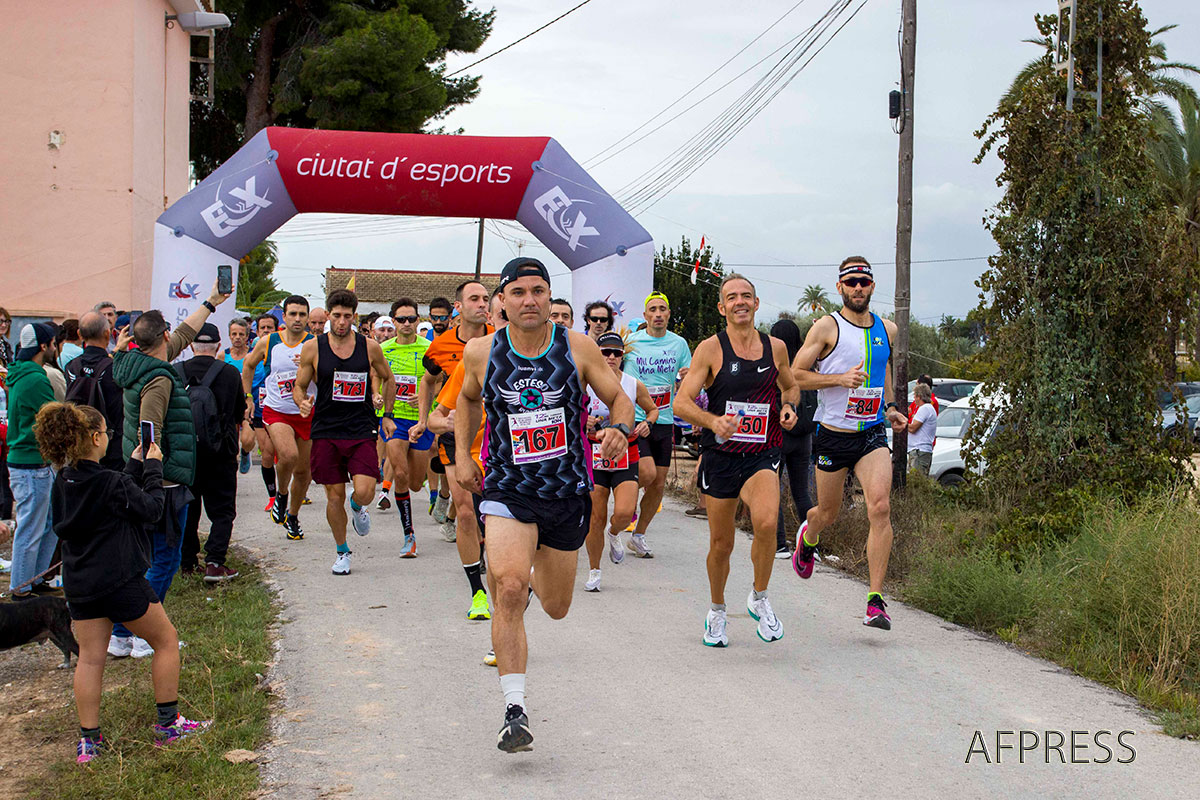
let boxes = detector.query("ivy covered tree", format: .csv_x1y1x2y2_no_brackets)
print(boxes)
970,1,1198,519
191,1,494,179
651,237,725,349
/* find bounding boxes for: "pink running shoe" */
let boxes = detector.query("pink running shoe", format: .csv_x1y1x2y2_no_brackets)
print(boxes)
76,736,103,764
863,595,892,630
154,714,212,746
791,521,818,579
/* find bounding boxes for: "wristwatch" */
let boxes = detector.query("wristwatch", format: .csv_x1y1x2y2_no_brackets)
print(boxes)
610,422,631,437
202,300,217,313
382,411,395,419
884,402,901,414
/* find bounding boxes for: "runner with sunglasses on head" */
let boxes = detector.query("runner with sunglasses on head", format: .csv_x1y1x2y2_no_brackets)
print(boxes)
789,257,908,630
621,291,691,557
582,331,659,592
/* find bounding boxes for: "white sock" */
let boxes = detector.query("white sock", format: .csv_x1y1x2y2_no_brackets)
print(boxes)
499,673,526,709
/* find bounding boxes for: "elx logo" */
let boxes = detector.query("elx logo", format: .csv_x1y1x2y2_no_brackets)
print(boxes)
169,277,201,299
201,175,273,239
533,185,599,251
604,295,626,319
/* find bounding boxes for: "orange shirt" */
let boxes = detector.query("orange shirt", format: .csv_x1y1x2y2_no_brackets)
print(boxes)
423,325,494,377
436,361,484,471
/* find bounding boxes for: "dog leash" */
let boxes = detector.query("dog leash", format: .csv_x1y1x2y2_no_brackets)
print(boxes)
9,560,63,595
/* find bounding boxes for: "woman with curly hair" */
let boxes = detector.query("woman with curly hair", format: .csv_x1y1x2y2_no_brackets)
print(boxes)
34,402,211,764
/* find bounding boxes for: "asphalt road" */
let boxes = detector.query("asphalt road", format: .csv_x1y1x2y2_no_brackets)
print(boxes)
229,474,1197,799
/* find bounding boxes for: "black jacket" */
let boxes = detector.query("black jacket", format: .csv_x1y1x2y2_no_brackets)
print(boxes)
64,345,125,470
181,355,247,461
52,458,164,603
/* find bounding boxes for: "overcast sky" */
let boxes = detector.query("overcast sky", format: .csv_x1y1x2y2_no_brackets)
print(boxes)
271,0,1200,324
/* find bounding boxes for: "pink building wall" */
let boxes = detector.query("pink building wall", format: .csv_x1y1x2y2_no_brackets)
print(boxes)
0,0,193,319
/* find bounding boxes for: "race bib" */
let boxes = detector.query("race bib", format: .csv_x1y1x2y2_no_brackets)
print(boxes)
332,371,368,402
648,386,672,409
509,408,567,465
257,385,266,405
394,373,417,401
845,386,883,422
276,369,297,396
726,401,770,444
591,445,630,472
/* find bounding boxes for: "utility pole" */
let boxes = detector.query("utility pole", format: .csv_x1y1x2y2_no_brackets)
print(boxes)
892,0,916,489
474,218,485,280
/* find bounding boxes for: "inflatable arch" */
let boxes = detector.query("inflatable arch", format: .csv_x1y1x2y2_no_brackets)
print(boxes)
151,127,654,333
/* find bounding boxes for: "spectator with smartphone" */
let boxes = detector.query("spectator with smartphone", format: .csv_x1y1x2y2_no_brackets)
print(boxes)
106,280,231,658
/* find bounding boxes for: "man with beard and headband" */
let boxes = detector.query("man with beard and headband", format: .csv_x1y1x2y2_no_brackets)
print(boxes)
675,274,798,648
789,257,907,630
293,289,396,575
454,257,633,752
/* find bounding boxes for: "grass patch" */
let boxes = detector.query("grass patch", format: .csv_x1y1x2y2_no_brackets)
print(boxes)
24,550,275,799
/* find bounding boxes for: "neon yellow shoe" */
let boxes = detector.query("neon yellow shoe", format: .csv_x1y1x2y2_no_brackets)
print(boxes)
468,589,491,620
483,649,497,667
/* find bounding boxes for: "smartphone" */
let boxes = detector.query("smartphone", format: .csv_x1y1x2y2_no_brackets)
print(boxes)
140,420,154,455
217,264,233,295
129,310,143,326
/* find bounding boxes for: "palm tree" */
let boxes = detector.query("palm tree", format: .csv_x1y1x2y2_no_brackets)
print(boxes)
801,284,831,314
236,240,289,313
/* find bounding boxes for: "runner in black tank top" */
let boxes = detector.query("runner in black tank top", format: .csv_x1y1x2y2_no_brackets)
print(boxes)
294,290,397,577
451,258,634,753
675,275,799,648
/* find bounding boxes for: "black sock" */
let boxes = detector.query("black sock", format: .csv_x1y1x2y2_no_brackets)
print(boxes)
262,465,276,496
277,491,288,509
396,491,413,534
464,562,484,595
80,726,101,741
155,700,179,727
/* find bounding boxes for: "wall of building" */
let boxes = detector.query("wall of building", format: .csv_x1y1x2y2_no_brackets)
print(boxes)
0,0,191,321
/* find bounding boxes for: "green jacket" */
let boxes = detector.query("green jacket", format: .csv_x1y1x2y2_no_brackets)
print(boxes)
5,360,56,466
112,349,196,485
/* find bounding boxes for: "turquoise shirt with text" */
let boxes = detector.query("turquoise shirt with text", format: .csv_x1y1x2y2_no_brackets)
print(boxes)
623,329,692,423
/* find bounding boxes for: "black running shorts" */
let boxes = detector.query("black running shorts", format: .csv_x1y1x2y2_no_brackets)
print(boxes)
592,462,639,489
697,447,781,499
438,432,456,467
636,423,674,468
813,424,889,473
479,491,591,551
68,575,159,623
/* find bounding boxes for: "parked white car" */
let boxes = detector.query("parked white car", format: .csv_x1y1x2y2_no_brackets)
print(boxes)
928,390,1008,486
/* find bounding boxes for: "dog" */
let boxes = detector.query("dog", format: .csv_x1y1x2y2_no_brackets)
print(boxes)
0,596,79,668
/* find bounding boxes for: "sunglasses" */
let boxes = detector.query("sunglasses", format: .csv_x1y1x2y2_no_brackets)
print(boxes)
429,314,450,321
394,315,418,324
587,315,611,324
842,277,873,288
601,349,624,358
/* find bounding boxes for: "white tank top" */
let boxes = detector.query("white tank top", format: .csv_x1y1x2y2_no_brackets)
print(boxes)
814,312,891,432
588,371,638,422
263,332,315,414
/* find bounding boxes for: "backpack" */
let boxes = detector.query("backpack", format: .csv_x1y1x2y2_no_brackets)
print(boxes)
175,360,226,455
795,389,819,436
65,355,114,418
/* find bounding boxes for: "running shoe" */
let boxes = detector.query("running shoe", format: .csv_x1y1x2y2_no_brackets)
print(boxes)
703,608,728,647
775,546,791,560
153,714,212,746
271,498,287,525
683,506,707,518
106,635,132,658
203,563,239,583
375,492,391,511
284,515,304,541
239,452,251,474
399,533,417,559
76,735,103,764
432,495,450,524
0,555,11,573
864,594,892,630
624,512,637,533
607,531,625,564
351,504,371,537
428,492,437,515
497,704,533,753
131,636,154,659
302,495,313,505
584,568,602,592
468,589,491,620
747,590,784,642
264,496,276,514
791,521,818,579
439,520,457,542
332,551,352,575
484,649,497,667
627,533,654,558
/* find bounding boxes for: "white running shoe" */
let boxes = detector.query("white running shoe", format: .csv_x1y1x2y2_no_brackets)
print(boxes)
332,551,352,575
351,504,371,536
606,532,625,564
131,636,155,658
432,495,450,524
439,520,457,542
627,533,653,558
107,635,132,658
374,492,391,511
703,608,728,647
484,648,497,667
747,590,783,642
584,569,602,592
0,556,11,573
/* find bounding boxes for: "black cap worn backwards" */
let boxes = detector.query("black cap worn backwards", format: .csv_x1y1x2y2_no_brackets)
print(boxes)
193,322,221,344
596,332,625,351
497,257,551,292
